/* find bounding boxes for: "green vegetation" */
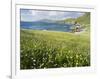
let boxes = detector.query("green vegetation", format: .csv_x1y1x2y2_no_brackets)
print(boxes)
20,29,90,69
76,13,90,24
64,13,90,24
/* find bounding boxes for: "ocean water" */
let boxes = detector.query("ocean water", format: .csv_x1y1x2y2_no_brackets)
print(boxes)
20,21,73,32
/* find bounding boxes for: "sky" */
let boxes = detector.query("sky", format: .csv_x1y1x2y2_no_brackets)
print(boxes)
20,9,85,22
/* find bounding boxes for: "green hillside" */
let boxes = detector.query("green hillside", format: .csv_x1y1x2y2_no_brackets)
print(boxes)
75,13,90,24
20,29,90,69
63,12,90,25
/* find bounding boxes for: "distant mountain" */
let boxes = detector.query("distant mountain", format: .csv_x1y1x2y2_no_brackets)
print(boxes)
21,19,57,23
36,19,56,23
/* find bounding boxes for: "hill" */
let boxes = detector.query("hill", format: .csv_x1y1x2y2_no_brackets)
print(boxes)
62,12,90,25
75,12,90,24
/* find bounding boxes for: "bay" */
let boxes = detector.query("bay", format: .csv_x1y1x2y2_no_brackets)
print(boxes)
20,21,73,32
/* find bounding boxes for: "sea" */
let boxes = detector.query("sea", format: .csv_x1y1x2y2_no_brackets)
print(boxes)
20,21,73,32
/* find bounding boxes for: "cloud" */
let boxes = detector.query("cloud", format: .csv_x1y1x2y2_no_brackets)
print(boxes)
20,9,85,22
49,11,58,16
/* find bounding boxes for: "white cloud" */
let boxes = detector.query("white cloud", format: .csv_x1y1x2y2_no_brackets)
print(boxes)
21,9,85,21
31,10,37,16
49,11,57,16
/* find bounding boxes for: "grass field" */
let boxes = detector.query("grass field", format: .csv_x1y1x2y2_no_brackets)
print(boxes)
20,29,90,69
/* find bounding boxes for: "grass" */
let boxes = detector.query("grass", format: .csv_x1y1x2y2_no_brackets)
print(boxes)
20,29,90,69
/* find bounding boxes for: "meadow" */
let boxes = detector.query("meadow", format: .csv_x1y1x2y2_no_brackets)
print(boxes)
20,29,90,69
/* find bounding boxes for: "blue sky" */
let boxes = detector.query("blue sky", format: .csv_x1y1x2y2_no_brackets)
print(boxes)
20,9,85,22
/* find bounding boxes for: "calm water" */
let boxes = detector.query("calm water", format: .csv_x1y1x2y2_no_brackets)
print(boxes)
20,21,73,32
